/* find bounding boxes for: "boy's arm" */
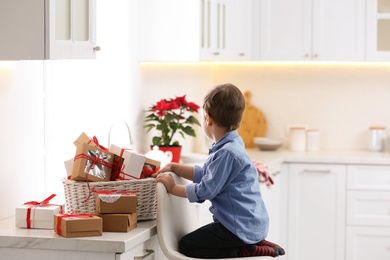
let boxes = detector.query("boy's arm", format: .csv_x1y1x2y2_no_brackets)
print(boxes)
153,162,194,181
156,173,187,198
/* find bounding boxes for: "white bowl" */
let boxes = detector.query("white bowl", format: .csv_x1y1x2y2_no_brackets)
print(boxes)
253,137,282,151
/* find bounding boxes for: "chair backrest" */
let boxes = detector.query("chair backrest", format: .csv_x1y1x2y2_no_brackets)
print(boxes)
157,173,200,260
156,173,278,260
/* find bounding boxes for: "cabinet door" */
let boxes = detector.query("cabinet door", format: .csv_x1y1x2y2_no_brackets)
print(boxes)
116,236,164,260
287,163,346,260
260,0,309,61
47,0,97,59
367,0,390,60
260,163,288,249
0,0,45,60
346,226,390,260
259,0,365,61
201,0,241,60
312,0,365,61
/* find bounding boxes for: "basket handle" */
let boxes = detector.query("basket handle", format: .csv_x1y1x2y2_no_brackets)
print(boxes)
108,120,134,147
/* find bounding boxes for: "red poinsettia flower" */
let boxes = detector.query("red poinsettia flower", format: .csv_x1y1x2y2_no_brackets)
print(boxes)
144,95,201,146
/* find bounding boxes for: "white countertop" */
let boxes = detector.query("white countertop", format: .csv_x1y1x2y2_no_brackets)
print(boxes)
2,148,390,254
246,148,390,169
0,217,156,253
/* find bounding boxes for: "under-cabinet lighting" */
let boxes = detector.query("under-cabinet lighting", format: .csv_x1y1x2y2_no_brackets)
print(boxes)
140,61,390,67
0,61,17,70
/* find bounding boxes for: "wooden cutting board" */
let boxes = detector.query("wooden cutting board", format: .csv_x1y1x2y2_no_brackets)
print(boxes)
238,91,267,148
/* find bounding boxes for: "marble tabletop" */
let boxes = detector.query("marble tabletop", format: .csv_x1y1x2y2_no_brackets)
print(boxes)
0,217,157,253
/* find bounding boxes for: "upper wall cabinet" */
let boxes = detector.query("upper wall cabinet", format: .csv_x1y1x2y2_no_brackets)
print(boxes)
259,0,365,61
366,0,390,61
0,0,98,60
139,0,257,61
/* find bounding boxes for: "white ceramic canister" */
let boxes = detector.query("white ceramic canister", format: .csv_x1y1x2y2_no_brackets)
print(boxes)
289,127,306,152
368,126,386,152
306,129,320,151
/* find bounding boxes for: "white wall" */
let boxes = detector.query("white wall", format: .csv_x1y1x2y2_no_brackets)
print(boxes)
0,62,45,220
0,0,140,219
140,62,390,152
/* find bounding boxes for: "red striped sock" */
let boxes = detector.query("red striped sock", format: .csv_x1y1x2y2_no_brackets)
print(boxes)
238,245,279,257
257,240,285,255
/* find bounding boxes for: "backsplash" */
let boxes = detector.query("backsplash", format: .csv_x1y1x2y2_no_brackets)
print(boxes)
140,63,390,153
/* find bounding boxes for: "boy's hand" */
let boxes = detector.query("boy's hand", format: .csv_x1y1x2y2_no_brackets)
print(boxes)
151,163,173,178
155,172,175,193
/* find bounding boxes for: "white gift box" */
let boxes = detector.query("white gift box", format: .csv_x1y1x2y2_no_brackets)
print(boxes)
109,144,146,179
15,204,63,229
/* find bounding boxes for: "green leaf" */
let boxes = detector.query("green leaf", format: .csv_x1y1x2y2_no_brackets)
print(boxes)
181,126,196,137
186,115,200,126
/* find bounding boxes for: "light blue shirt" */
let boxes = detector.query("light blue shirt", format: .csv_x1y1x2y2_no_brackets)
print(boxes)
185,130,269,244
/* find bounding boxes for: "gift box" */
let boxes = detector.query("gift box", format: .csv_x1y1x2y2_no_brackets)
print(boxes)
15,194,63,229
109,144,146,180
71,143,114,182
99,213,137,232
140,158,161,179
54,213,102,238
95,192,137,214
73,132,93,147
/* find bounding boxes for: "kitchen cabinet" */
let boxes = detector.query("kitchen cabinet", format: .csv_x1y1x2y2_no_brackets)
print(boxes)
366,0,390,61
0,218,162,260
259,0,365,61
0,0,98,60
116,236,163,260
345,164,390,260
139,0,256,61
286,163,346,260
260,163,288,249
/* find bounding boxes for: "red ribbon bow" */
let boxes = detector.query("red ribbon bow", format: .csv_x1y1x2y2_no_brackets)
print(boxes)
23,194,59,229
89,136,108,151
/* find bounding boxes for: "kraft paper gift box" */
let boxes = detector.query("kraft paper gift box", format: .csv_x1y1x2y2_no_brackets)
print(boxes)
54,214,102,238
99,213,137,232
73,132,93,147
71,143,114,182
140,157,161,179
16,204,63,229
95,192,137,214
109,144,146,180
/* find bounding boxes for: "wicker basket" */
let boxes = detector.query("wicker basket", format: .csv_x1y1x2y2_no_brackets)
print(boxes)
62,178,157,220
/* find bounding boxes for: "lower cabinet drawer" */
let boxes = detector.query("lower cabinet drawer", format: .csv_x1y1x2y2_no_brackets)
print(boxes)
346,226,390,260
347,190,390,226
347,165,390,191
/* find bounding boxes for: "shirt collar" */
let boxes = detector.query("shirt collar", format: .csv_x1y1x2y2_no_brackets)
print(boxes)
209,130,239,154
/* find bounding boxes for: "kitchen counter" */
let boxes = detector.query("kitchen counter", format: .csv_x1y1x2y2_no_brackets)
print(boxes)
0,217,156,253
246,148,390,169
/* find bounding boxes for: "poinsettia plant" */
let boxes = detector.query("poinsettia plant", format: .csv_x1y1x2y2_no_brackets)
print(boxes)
144,95,201,146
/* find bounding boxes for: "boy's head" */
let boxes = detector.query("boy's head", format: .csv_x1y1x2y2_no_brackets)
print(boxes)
202,83,245,132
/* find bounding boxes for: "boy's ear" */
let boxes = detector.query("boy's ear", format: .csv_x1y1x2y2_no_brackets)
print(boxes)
206,114,213,126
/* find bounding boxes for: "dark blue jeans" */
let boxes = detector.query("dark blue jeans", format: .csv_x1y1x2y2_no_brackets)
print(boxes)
179,222,248,258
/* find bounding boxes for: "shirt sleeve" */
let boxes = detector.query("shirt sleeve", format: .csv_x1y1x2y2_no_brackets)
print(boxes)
185,152,235,203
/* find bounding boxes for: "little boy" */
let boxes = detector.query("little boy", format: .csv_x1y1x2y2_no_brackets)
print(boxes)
154,83,285,258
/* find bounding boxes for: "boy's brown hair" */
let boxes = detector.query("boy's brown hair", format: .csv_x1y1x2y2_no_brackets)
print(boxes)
203,83,245,132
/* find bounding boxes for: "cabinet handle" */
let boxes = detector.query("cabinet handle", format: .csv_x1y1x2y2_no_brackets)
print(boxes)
213,52,220,55
134,249,154,260
303,169,331,174
272,170,281,176
93,46,101,52
239,53,245,56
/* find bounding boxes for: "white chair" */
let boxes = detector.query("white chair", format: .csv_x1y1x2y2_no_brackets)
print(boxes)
156,173,278,260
